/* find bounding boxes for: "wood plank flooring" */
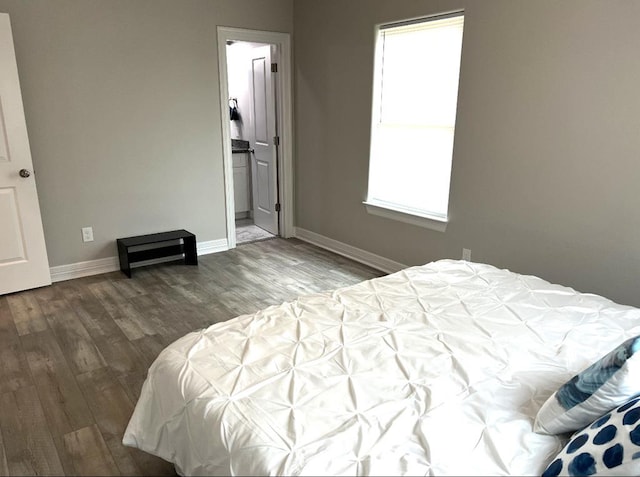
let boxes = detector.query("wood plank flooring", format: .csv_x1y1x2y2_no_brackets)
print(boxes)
0,238,382,475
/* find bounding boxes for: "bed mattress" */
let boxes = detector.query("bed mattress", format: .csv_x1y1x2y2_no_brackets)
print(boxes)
123,259,640,475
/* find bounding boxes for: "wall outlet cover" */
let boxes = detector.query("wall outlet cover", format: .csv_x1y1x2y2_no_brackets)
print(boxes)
82,227,94,242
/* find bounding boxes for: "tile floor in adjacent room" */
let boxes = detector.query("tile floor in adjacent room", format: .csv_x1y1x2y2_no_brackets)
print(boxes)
235,218,276,244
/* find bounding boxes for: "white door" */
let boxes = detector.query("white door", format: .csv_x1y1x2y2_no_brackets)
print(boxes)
249,45,279,236
0,14,50,295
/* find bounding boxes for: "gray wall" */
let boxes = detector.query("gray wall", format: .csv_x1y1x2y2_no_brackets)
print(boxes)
294,0,640,306
0,0,292,266
4,0,639,307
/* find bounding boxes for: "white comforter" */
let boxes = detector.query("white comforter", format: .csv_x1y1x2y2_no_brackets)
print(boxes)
123,260,640,475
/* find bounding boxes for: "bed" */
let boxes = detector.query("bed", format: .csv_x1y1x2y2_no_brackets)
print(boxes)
122,259,640,475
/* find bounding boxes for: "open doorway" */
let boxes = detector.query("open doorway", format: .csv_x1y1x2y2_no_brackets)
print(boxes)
227,41,278,244
217,27,293,249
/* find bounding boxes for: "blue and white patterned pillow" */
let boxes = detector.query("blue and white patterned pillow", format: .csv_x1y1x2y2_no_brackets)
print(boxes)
541,395,640,476
535,335,640,434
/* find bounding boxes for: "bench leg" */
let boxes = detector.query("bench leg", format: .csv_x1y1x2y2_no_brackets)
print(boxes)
184,236,198,266
117,243,132,278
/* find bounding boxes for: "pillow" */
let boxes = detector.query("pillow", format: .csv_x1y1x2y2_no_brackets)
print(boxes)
541,395,640,477
535,335,640,435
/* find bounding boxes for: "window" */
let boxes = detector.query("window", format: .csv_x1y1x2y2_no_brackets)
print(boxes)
364,12,464,231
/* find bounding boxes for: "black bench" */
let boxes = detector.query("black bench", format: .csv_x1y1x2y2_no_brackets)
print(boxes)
116,229,197,278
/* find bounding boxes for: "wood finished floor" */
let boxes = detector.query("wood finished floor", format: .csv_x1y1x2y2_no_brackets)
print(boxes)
0,238,383,476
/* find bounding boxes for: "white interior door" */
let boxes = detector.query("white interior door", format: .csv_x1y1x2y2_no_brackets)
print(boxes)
249,45,279,236
0,13,51,295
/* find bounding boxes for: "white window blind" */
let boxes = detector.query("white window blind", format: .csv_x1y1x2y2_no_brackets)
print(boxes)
366,13,464,224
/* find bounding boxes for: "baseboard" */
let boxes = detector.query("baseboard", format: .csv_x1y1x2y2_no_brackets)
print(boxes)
50,238,229,283
293,227,407,275
196,238,229,256
50,257,120,283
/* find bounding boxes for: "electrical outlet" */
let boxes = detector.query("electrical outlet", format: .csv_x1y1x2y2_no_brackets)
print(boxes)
82,226,94,242
462,248,471,261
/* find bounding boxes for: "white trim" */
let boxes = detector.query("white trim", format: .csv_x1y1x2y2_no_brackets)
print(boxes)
50,238,229,282
197,238,229,256
294,227,407,275
363,201,448,233
50,257,119,282
217,27,294,250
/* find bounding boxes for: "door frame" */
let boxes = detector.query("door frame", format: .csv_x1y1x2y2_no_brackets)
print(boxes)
217,27,293,249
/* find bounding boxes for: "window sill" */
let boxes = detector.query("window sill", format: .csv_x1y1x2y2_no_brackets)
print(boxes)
363,201,448,232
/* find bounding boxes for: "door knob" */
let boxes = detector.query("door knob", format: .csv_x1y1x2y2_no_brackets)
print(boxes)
19,169,31,178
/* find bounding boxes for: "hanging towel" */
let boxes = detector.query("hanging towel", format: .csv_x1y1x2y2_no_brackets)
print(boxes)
229,99,240,121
